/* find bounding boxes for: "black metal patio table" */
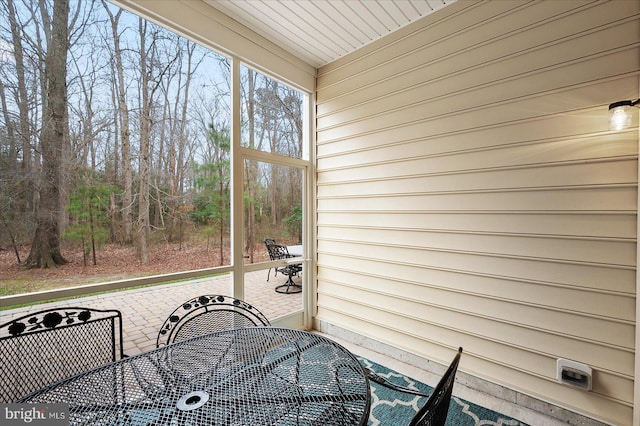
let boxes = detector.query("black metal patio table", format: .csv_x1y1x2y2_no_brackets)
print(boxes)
17,327,370,425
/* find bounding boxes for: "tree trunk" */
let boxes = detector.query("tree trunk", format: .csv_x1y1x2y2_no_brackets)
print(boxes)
176,41,196,211
244,70,256,262
109,191,118,242
0,76,17,173
219,179,225,266
0,212,21,264
137,17,150,263
24,0,70,269
89,203,97,265
103,3,133,244
157,100,168,233
7,0,33,213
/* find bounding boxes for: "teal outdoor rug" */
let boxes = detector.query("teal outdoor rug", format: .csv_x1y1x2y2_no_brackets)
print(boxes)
358,356,529,426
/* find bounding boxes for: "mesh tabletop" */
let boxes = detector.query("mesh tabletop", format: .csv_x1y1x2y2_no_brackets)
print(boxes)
18,328,371,426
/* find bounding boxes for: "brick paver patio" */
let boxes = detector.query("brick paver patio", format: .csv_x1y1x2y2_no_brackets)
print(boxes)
0,271,566,425
1,270,303,356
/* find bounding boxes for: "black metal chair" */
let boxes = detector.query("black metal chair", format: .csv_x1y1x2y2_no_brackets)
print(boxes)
0,307,125,402
367,347,463,426
264,238,278,281
156,294,271,347
264,241,303,294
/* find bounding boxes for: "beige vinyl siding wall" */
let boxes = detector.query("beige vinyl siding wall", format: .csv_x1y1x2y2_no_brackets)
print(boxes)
315,1,639,424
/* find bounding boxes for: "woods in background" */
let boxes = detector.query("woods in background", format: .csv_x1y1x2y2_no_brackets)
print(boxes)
0,0,303,268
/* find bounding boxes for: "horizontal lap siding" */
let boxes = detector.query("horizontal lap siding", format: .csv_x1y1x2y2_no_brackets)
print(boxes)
315,1,639,424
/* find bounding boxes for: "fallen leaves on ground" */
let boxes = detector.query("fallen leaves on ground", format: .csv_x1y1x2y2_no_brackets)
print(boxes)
0,242,274,296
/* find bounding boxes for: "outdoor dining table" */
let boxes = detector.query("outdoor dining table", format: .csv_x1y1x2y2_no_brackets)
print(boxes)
287,244,303,257
17,327,371,425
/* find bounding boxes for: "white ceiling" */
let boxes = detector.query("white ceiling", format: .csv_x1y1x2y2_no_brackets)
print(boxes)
203,0,456,68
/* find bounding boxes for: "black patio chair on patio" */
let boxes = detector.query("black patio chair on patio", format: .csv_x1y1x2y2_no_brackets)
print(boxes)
0,307,125,402
156,294,271,347
264,240,303,294
367,347,463,426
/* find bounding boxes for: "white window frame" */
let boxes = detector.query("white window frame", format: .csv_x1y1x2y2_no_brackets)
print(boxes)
2,44,316,332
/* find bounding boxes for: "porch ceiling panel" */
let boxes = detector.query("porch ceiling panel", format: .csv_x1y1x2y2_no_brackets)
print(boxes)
203,0,456,68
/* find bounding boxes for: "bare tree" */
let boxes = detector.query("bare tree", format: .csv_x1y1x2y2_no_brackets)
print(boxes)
135,19,178,262
1,0,303,273
244,69,258,262
137,17,151,263
0,78,20,254
6,0,33,211
103,2,133,244
163,38,202,241
24,0,69,268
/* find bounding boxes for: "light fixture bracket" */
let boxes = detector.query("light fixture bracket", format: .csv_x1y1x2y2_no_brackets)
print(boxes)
609,99,639,110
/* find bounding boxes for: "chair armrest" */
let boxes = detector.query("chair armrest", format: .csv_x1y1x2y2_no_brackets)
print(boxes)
365,367,431,397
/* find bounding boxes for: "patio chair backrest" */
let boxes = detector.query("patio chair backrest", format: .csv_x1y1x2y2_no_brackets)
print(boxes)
0,307,125,402
156,295,271,347
265,242,293,261
409,347,463,426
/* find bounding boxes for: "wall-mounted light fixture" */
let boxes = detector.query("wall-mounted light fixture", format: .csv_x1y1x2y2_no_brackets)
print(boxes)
609,99,639,131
